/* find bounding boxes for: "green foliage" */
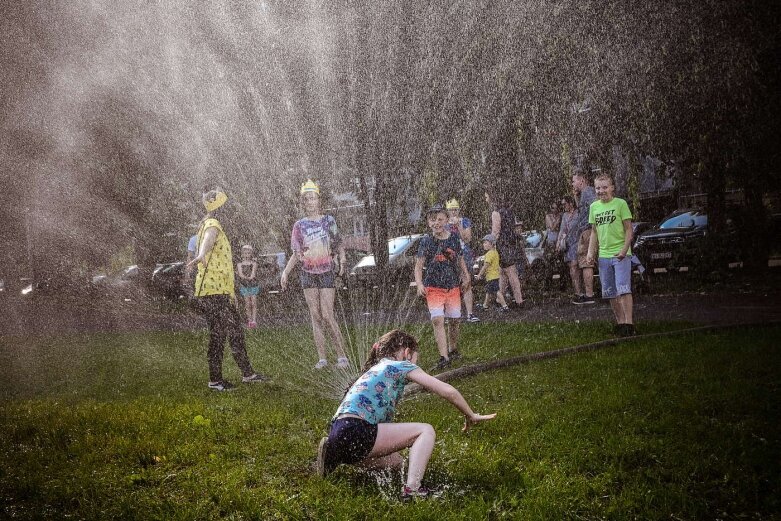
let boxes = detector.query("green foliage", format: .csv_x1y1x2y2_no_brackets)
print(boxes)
1,323,779,519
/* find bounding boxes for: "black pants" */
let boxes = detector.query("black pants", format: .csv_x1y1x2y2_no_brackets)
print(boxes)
197,295,254,382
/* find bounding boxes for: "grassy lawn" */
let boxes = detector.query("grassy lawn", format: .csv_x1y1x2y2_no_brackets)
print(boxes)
1,322,779,519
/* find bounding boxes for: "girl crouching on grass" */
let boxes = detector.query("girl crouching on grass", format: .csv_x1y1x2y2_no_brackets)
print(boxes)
316,329,496,500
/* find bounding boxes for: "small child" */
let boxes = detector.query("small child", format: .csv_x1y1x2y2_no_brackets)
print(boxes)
586,173,635,336
315,329,496,500
414,204,472,371
475,234,509,312
236,245,260,328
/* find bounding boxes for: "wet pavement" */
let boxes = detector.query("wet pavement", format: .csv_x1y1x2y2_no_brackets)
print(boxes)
2,285,780,337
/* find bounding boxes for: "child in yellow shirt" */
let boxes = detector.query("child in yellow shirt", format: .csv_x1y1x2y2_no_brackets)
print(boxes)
475,234,509,312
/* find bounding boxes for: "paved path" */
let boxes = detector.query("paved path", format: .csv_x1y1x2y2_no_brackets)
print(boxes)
2,287,780,337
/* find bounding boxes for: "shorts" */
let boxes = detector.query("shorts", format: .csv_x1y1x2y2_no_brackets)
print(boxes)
425,286,462,319
239,285,260,297
485,279,499,294
327,417,379,465
300,270,335,289
598,256,632,299
497,244,522,269
564,239,578,263
577,229,595,269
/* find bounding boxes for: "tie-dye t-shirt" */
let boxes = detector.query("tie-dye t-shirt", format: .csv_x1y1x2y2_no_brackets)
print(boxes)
290,215,341,274
194,218,235,297
334,359,418,424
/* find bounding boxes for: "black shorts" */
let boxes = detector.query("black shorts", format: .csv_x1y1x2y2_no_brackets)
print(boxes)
497,244,522,269
326,417,378,465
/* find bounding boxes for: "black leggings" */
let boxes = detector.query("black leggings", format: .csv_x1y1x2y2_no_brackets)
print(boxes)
197,295,254,382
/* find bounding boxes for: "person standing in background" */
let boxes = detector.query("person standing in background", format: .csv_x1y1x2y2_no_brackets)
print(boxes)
281,180,350,370
446,198,479,323
188,188,268,391
571,171,597,305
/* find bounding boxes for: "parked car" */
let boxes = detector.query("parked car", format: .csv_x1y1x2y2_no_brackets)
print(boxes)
151,261,188,300
349,234,424,288
633,209,736,272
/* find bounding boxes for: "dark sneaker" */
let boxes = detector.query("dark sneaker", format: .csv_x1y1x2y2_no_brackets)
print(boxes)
208,380,235,391
242,373,269,383
613,323,622,336
401,485,440,501
315,437,336,477
475,303,487,311
571,295,585,305
580,295,596,305
500,306,510,313
431,356,451,371
622,324,637,337
466,314,480,323
447,349,462,362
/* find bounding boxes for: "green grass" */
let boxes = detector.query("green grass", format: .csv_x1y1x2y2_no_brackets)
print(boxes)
1,322,779,520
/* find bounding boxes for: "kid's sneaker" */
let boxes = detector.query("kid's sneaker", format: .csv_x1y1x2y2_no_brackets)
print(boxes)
466,314,480,322
447,349,462,362
314,359,328,370
208,380,235,392
315,437,336,477
500,306,510,313
401,485,440,501
242,373,269,383
431,356,451,371
248,321,257,329
336,357,350,369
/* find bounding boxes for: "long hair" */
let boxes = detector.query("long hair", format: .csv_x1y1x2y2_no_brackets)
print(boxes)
342,330,419,397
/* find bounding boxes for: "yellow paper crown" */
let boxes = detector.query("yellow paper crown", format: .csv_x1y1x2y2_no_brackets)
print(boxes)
445,198,460,210
203,191,228,212
300,179,320,195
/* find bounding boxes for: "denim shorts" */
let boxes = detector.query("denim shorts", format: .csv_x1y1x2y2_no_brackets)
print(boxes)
598,256,632,299
300,270,335,289
485,279,499,294
327,417,379,465
239,285,260,297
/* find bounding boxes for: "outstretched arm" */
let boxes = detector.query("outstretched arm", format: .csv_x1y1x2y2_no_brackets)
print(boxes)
407,369,496,431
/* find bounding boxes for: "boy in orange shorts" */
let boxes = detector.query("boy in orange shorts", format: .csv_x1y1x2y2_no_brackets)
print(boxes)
414,204,472,371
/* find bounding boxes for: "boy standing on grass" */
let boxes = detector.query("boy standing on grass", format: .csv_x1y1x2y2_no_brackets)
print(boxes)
586,174,636,336
475,234,509,312
415,204,472,371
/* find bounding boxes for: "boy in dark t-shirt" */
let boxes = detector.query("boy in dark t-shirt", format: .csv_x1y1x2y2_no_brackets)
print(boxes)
415,204,472,371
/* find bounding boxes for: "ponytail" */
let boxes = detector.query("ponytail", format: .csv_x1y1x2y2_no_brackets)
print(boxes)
342,330,419,397
360,329,419,372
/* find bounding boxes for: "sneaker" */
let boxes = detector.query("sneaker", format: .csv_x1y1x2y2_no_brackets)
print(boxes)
467,314,480,323
336,357,350,369
248,321,257,329
316,437,336,477
401,485,438,501
621,324,637,337
447,349,462,361
571,295,584,305
500,306,510,313
242,373,269,383
314,359,328,370
475,303,487,311
431,356,451,371
580,295,596,305
207,380,235,391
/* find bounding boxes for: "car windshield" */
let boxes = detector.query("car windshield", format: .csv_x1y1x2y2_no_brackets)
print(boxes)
659,211,708,229
388,236,415,255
